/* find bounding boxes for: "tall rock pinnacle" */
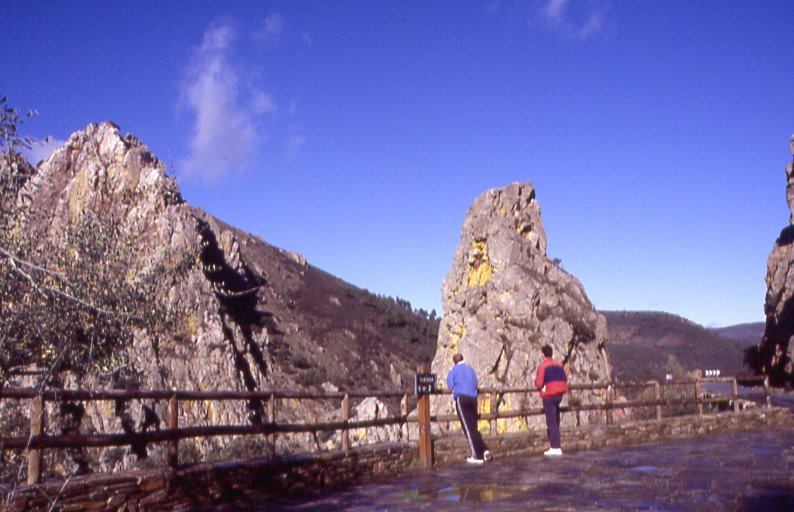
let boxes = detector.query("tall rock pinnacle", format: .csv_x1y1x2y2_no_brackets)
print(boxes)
431,182,611,431
758,134,794,387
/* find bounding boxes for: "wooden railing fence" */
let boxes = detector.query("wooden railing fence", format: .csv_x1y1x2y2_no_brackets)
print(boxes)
0,373,771,485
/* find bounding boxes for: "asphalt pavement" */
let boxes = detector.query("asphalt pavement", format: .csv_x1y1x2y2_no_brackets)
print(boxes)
260,426,794,512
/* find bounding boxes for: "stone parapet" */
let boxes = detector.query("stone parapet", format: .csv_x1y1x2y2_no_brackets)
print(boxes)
6,407,792,511
434,407,793,464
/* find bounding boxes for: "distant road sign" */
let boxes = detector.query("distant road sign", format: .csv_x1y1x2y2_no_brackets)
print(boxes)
415,373,436,396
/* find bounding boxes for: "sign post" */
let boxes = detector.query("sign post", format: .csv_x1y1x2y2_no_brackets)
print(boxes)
415,365,435,468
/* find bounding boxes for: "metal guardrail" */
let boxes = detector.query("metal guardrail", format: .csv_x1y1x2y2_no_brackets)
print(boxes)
0,373,771,484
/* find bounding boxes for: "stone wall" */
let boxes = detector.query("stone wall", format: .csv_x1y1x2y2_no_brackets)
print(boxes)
434,406,792,465
6,443,418,511
6,407,792,511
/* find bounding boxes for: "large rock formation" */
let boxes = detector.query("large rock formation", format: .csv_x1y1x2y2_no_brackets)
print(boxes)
1,123,437,473
431,182,611,431
758,135,794,387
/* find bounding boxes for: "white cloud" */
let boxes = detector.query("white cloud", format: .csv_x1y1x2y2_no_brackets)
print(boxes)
264,13,285,37
179,19,273,183
255,12,287,43
579,10,604,37
251,90,276,114
285,133,306,159
539,0,607,39
486,0,502,16
543,0,568,22
22,136,65,165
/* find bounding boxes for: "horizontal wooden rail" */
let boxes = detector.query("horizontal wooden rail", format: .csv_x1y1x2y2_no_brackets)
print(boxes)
0,373,772,484
0,388,407,401
0,416,409,450
421,396,742,424
0,394,750,451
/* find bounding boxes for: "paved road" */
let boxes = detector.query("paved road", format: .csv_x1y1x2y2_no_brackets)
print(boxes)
260,428,794,512
700,383,794,412
770,391,794,411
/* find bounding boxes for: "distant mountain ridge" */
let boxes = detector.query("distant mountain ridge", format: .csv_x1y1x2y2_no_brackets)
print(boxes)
708,322,765,348
602,311,752,381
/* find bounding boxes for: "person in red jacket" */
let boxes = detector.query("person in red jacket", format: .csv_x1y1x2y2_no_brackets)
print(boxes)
535,345,568,456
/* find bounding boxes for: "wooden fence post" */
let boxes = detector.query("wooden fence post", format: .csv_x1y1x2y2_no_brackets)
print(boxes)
401,392,409,442
167,395,179,469
27,393,45,485
654,381,662,421
341,393,350,451
695,379,703,417
731,377,739,413
763,376,772,408
416,365,433,468
605,384,614,425
268,394,277,458
489,392,497,435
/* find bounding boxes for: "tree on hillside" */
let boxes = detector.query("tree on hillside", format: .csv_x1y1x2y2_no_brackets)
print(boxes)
0,213,183,385
0,96,35,222
0,97,185,387
0,98,197,492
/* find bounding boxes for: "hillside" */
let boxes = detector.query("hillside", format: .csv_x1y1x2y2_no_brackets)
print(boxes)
709,322,765,349
0,123,442,470
602,311,750,381
202,210,440,391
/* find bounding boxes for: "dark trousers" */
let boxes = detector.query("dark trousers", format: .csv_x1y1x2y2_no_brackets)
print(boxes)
543,395,563,449
455,395,488,459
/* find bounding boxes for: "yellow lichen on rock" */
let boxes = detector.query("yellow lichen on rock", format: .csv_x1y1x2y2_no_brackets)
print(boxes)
67,167,92,221
447,321,466,354
477,396,490,431
497,415,529,433
466,241,492,287
351,427,368,443
207,400,218,425
495,395,528,433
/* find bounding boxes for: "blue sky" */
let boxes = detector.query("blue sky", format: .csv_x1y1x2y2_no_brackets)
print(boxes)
3,1,793,327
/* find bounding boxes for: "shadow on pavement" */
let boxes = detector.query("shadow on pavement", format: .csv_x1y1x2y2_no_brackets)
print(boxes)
736,483,794,512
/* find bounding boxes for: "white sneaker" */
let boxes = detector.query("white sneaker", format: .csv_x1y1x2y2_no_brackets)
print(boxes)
483,450,493,462
543,448,563,456
466,457,485,464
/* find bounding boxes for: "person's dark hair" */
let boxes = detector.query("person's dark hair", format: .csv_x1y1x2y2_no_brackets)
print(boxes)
541,345,553,358
453,353,464,363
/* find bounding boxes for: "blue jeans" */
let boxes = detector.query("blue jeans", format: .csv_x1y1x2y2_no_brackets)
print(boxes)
543,395,563,449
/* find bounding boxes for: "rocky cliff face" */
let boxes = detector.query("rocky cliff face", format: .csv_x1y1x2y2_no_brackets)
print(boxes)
1,123,437,472
758,135,794,387
431,182,611,432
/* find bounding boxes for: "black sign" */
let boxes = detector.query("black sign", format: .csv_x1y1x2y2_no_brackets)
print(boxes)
415,373,437,396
